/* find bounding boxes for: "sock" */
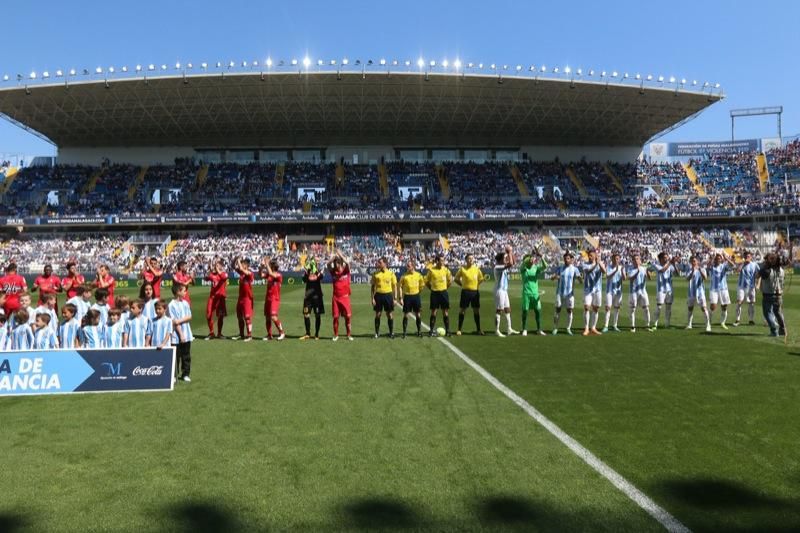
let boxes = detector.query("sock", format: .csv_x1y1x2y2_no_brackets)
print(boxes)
304,316,311,336
644,307,651,327
217,317,224,337
374,316,380,335
736,303,742,322
703,308,711,326
654,305,662,325
496,313,502,331
415,316,421,333
566,311,573,330
388,317,394,334
334,317,339,336
430,315,436,331
748,303,754,322
522,310,529,331
444,315,450,333
208,317,215,334
346,317,352,336
592,310,599,329
613,308,620,327
504,313,511,332
604,309,611,328
553,311,560,329
458,312,465,331
274,319,283,333
583,309,590,330
630,308,636,329
474,313,481,332
721,308,728,325
314,314,321,336
238,317,245,337
688,308,694,327
246,317,252,337
665,305,672,327
534,307,541,330
266,320,272,337
402,317,408,334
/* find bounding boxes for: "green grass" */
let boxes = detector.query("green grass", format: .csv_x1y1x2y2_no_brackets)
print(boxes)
1,280,799,531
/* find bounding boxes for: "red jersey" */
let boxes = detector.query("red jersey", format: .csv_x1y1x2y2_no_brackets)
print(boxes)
237,269,254,301
34,275,61,304
142,269,163,297
265,272,282,301
331,265,352,298
206,272,228,298
173,271,193,301
95,274,116,303
1,274,28,311
62,274,85,299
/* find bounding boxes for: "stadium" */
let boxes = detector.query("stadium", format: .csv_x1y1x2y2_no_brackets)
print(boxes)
1,3,799,532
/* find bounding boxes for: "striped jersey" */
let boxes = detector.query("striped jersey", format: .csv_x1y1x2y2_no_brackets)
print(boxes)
581,263,603,294
91,303,110,326
605,266,624,295
627,266,648,293
11,324,34,350
59,318,81,348
33,327,58,350
125,315,152,347
67,296,91,324
652,263,676,293
687,268,707,298
556,265,580,297
151,316,173,347
81,325,106,348
494,265,510,292
0,327,9,350
104,321,126,348
142,299,157,321
34,305,59,335
710,264,730,292
737,262,758,289
168,299,193,344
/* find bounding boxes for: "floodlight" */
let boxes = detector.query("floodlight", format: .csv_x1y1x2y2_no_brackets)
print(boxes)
502,65,508,70
56,70,63,76
291,59,298,66
121,66,128,73
82,69,89,75
588,69,594,76
453,59,461,69
266,58,273,67
539,65,546,72
343,58,349,65
2,75,7,81
516,65,522,71
553,67,559,73
108,67,115,74
216,62,222,68
623,72,629,79
478,63,484,69
669,76,675,83
69,68,77,76
442,59,449,68
30,71,37,79
576,68,582,75
680,78,686,85
392,60,398,66
714,83,720,88
611,71,618,77
228,61,235,68
95,67,103,74
187,63,193,69
354,59,361,65
161,64,168,70
42,71,49,78
380,58,386,65
657,75,664,82
200,62,207,69
405,60,411,66
646,74,653,81
317,59,324,66
564,66,571,74
175,62,181,69
490,63,496,70
429,60,436,67
600,70,606,77
242,61,248,67
330,59,337,65
692,80,698,86
417,58,424,68
635,73,641,80
469,62,475,68
703,82,709,87
528,65,535,72
303,57,310,68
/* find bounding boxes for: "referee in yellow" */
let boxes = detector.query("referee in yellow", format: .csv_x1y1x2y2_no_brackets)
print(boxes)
454,253,486,335
371,257,399,338
399,259,425,338
425,254,453,336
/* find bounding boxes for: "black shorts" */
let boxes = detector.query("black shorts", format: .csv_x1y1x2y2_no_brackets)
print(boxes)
459,289,480,310
403,294,422,313
373,293,394,312
303,294,325,314
430,290,450,310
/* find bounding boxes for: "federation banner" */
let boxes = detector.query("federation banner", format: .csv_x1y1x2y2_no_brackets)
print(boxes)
0,348,175,397
667,139,759,157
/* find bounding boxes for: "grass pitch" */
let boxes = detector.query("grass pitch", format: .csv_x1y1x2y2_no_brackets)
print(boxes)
1,280,798,531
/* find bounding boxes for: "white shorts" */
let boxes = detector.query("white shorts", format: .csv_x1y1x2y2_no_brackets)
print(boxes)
737,288,756,303
494,290,510,309
555,294,575,309
688,293,707,308
583,292,602,308
709,290,731,306
656,291,674,305
605,292,623,308
629,291,649,308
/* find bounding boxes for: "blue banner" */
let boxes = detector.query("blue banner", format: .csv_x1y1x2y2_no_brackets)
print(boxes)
0,348,175,396
667,139,759,157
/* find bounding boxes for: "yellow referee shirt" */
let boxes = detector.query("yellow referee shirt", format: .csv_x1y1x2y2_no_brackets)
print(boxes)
455,265,485,291
372,269,397,294
400,271,425,295
425,266,452,291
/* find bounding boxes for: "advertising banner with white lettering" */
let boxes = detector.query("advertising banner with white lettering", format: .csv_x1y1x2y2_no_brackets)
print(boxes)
667,139,759,157
0,348,175,397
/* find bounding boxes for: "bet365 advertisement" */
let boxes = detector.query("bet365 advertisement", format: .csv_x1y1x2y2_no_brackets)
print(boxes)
0,348,175,396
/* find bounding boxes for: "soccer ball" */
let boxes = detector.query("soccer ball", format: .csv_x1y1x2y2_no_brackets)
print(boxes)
436,327,446,337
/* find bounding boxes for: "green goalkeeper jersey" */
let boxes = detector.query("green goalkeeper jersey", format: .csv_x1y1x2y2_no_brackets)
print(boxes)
521,256,547,296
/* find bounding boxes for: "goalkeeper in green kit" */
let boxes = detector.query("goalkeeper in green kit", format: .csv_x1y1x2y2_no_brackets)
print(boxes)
521,245,548,336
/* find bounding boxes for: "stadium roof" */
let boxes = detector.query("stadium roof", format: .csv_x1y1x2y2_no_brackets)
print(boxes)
0,72,722,148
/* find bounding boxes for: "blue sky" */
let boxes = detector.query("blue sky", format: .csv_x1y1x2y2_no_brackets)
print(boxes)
1,0,797,158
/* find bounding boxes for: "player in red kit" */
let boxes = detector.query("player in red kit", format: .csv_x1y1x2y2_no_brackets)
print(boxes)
32,264,62,309
172,260,194,303
328,250,353,341
1,263,28,315
62,262,85,300
260,258,285,341
94,264,116,304
233,257,255,342
205,258,228,339
141,257,164,298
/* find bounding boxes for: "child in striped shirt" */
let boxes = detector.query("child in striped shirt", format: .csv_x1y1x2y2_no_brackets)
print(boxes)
0,311,10,350
169,283,193,382
33,313,58,349
34,294,59,337
116,295,131,323
80,309,106,348
91,288,111,327
124,300,152,348
11,309,34,350
105,309,126,348
141,282,157,322
151,300,174,349
59,303,81,348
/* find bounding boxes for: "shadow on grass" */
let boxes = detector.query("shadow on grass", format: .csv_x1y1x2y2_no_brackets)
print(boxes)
659,478,786,509
165,501,244,533
0,513,28,533
476,495,540,525
340,498,423,529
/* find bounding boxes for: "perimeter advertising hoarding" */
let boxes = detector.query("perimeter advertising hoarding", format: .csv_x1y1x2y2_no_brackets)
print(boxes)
0,348,175,397
667,140,759,157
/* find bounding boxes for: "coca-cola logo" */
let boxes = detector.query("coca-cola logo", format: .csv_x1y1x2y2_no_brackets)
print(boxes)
132,365,164,377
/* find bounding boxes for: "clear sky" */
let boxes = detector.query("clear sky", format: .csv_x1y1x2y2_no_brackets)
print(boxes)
1,0,797,158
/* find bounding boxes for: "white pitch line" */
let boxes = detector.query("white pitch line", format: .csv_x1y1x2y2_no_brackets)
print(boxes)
404,306,689,532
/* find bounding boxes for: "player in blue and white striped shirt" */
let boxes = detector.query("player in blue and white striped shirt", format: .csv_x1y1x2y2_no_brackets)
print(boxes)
581,249,606,336
709,252,736,329
66,286,92,324
124,300,152,348
686,256,711,332
552,253,581,335
734,251,759,326
34,294,59,337
33,313,58,349
0,311,11,350
151,300,173,348
603,253,625,333
141,282,157,322
626,254,651,333
104,309,126,348
80,309,106,348
169,284,194,382
10,309,35,350
91,288,111,327
649,252,679,330
59,303,82,348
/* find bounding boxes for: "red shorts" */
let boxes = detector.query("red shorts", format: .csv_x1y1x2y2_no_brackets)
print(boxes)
332,296,352,319
206,295,227,319
264,298,281,316
236,299,253,318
